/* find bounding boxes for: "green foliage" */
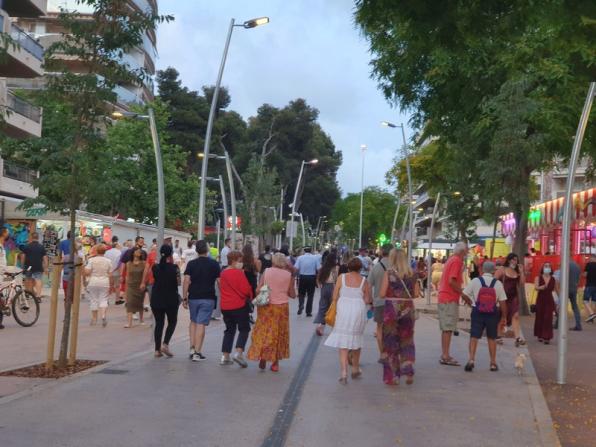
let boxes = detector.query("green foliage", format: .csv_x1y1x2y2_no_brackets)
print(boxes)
331,186,399,247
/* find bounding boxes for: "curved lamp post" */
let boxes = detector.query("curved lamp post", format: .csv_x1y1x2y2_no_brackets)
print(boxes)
197,17,270,240
289,159,318,251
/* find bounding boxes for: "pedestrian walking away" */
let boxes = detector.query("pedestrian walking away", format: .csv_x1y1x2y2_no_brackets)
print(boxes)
567,255,582,331
258,245,273,274
368,243,392,360
357,247,372,278
533,262,558,344
494,253,526,346
583,254,596,323
124,247,146,328
461,261,507,372
295,246,320,316
437,241,467,366
220,238,232,269
219,250,253,367
325,257,372,384
105,236,123,304
84,244,113,327
242,243,261,298
248,253,296,372
21,232,48,299
379,248,418,385
145,244,180,358
183,240,221,361
314,250,339,336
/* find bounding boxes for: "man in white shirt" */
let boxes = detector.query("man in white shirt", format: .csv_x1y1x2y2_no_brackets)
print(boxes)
181,240,197,271
357,248,371,278
295,246,321,316
220,238,232,268
104,236,122,304
461,261,507,372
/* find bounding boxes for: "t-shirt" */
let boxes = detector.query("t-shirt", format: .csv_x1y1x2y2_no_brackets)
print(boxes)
569,261,581,293
58,239,71,256
220,246,231,267
85,256,112,286
181,248,197,264
22,241,47,273
585,262,596,288
104,247,122,274
438,255,463,304
259,252,273,273
184,256,221,300
368,257,388,307
462,274,507,307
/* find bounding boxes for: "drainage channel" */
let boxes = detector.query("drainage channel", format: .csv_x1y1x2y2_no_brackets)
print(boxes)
260,333,322,447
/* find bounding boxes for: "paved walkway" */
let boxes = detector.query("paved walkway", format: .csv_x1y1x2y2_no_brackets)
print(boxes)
0,295,559,446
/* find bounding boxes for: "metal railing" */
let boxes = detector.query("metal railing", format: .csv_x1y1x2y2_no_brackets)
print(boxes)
10,24,44,61
6,91,42,123
2,161,38,184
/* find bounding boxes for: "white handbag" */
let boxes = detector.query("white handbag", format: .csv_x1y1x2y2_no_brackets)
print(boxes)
253,284,270,307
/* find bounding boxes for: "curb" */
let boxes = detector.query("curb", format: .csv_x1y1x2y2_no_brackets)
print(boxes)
0,333,190,406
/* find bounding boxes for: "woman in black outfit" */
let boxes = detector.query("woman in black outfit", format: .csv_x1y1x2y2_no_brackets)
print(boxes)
149,244,180,358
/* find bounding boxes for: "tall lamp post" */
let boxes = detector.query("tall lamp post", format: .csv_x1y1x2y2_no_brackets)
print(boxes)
382,121,413,258
359,144,367,248
289,159,318,251
199,150,238,247
557,82,595,384
197,16,270,240
112,108,165,247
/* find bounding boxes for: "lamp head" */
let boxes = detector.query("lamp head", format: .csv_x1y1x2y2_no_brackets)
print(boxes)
243,17,269,28
381,121,398,128
307,159,318,165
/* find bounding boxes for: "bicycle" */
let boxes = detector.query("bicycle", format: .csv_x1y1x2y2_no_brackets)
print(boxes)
0,269,40,327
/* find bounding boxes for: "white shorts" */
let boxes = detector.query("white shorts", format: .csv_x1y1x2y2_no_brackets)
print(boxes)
87,284,110,311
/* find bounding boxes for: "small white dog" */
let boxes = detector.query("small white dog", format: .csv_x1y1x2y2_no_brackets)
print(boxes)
514,353,527,376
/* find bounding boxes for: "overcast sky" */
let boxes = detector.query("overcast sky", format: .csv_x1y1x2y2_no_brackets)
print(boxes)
156,0,412,196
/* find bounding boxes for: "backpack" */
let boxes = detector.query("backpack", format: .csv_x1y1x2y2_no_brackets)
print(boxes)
476,277,498,314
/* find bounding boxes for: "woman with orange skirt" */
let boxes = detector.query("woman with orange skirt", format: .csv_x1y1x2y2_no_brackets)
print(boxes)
248,253,296,372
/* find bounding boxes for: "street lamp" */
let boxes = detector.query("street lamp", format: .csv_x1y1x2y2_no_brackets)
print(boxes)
111,108,165,247
382,121,413,259
197,16,270,240
359,144,366,248
198,150,238,246
200,175,229,243
289,159,318,251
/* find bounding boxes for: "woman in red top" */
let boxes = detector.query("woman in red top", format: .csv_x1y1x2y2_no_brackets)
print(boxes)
219,251,253,367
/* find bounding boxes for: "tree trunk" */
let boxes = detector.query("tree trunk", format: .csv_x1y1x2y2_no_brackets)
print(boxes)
57,207,76,368
514,204,530,316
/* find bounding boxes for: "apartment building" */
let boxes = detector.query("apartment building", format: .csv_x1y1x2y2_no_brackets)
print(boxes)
12,0,157,107
533,158,593,203
0,0,45,200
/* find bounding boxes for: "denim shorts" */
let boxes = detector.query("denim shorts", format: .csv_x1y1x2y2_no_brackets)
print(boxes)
470,308,500,339
25,271,43,280
188,299,215,325
583,286,596,302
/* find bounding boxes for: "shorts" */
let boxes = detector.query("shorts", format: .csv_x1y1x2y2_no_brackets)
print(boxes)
188,299,215,325
87,284,110,311
583,286,596,302
470,308,500,339
373,305,384,324
25,271,43,280
438,302,459,332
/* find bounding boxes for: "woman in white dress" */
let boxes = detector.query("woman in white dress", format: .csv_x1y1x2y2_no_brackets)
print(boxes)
325,257,372,384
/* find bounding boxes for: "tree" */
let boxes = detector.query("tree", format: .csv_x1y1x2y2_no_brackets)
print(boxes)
331,187,400,247
1,0,170,368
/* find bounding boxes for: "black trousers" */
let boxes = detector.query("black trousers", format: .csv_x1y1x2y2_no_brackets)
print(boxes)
152,306,178,352
222,306,251,353
298,275,317,315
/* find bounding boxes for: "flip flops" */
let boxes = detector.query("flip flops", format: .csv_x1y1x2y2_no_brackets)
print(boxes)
439,357,460,366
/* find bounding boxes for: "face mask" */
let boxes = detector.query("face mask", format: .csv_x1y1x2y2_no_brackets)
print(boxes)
543,267,551,274
236,262,243,269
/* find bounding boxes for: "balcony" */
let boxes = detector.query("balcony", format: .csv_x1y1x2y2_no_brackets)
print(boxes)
1,83,43,138
1,0,47,17
0,17,44,77
0,159,37,199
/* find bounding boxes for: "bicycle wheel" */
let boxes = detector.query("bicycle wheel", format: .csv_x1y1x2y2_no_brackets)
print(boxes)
12,291,40,327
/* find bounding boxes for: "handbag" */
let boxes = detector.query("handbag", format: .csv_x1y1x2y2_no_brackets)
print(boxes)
325,298,337,327
396,274,419,321
253,284,270,307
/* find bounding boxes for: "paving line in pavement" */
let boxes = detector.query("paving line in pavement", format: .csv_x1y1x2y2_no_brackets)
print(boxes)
260,332,322,447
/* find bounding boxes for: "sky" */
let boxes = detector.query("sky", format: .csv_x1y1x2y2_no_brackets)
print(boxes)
156,0,412,196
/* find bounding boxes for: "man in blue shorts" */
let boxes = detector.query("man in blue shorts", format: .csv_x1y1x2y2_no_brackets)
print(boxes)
183,240,220,362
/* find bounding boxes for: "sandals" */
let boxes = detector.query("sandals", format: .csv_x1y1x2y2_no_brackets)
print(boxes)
405,376,414,385
338,376,348,385
258,359,266,370
490,363,499,372
351,369,363,379
439,357,460,366
464,361,475,372
515,337,526,347
160,345,173,357
270,362,279,372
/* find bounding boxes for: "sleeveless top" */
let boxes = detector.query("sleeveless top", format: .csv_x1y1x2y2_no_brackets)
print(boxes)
340,274,365,300
503,273,519,300
385,269,417,301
